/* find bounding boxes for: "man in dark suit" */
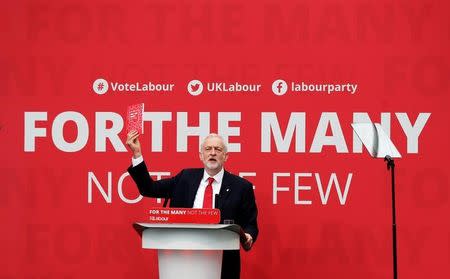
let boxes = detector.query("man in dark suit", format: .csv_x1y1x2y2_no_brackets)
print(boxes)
126,131,259,279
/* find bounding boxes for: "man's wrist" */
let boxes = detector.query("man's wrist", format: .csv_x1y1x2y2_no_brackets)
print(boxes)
133,151,142,159
131,154,144,167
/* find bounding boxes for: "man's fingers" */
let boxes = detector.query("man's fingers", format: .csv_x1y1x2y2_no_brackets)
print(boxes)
243,240,252,251
127,130,138,139
242,233,253,251
130,133,140,141
128,132,139,140
126,132,140,145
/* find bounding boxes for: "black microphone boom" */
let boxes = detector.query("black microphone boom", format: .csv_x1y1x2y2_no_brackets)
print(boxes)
163,197,169,207
384,155,398,279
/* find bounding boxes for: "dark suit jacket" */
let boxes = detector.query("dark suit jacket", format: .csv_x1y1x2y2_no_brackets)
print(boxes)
128,162,259,279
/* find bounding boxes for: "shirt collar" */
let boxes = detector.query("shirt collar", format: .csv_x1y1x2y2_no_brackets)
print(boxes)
202,168,224,184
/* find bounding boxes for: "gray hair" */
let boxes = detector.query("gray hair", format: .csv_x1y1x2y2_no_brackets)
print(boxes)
200,133,228,153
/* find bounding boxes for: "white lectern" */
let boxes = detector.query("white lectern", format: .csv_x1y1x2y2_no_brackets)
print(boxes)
133,223,242,279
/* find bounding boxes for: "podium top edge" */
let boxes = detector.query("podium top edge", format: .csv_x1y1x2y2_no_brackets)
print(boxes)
133,223,242,235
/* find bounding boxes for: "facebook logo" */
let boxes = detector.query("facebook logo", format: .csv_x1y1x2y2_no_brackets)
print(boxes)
271,79,288,96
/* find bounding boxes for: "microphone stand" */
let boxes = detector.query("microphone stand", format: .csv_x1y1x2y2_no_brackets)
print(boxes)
384,155,398,279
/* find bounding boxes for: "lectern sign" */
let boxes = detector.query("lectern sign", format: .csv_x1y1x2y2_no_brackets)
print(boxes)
148,207,221,224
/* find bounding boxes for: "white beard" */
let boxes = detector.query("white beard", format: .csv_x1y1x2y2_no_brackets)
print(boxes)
206,161,220,170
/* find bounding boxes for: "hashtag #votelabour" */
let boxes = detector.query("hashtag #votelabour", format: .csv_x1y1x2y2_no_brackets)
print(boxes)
110,82,175,92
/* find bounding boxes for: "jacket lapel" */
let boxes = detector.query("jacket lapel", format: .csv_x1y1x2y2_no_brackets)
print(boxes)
187,169,204,207
217,170,233,209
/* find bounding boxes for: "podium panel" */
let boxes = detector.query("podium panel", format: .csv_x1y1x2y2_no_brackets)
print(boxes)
134,223,242,279
159,250,222,279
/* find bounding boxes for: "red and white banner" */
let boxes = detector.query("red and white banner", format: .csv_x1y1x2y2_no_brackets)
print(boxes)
147,208,220,224
1,0,449,278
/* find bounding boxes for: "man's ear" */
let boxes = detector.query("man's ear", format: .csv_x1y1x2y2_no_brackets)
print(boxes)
224,152,229,162
199,152,203,161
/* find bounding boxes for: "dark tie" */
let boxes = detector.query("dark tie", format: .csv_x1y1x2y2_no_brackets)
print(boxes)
203,177,214,208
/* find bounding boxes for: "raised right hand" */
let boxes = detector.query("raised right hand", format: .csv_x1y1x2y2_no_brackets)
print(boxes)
126,130,142,158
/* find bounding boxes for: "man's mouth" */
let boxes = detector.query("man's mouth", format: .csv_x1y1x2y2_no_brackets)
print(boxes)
208,158,217,162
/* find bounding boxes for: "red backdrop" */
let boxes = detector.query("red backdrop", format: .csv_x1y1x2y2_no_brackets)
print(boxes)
1,0,449,278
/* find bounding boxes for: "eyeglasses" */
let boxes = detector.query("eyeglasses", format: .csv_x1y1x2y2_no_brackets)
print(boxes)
203,146,224,153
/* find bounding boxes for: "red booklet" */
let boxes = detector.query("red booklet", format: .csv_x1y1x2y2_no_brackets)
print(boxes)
148,207,221,224
126,103,144,134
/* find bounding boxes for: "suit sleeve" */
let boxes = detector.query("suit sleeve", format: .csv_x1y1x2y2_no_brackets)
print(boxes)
240,183,259,242
127,161,182,199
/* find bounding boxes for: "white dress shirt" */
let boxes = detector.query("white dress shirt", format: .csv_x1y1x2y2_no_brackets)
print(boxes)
131,155,223,208
192,168,224,208
132,155,144,167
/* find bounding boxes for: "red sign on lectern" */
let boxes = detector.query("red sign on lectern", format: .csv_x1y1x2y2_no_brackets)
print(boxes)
148,207,221,224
